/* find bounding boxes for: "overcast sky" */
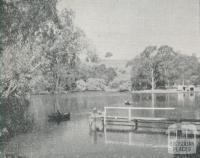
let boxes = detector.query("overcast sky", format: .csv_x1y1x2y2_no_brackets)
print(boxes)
58,0,200,60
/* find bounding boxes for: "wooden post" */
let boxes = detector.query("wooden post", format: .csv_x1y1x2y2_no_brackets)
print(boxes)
134,120,138,130
185,129,188,139
104,126,107,144
128,108,131,121
151,93,155,117
151,69,154,91
102,117,104,131
104,107,107,126
129,132,132,145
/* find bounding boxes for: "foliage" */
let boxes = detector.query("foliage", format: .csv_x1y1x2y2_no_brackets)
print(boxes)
129,46,158,90
128,45,200,90
193,64,200,85
172,54,199,85
1,0,88,96
76,79,86,91
85,46,100,63
32,9,86,92
119,81,132,92
1,0,59,46
109,80,120,89
76,63,117,85
86,78,106,91
93,64,117,84
1,0,59,97
0,0,119,96
0,97,34,139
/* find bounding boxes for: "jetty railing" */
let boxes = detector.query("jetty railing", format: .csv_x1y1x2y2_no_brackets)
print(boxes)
104,107,175,126
90,106,200,132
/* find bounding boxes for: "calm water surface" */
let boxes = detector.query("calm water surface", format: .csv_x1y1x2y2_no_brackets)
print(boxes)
5,92,200,158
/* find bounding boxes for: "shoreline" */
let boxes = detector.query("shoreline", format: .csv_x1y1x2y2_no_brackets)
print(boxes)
30,89,200,95
132,89,200,94
30,89,124,95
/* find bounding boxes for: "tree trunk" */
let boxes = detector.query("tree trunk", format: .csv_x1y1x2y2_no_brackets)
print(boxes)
4,81,18,98
56,76,59,92
182,73,185,85
151,69,154,90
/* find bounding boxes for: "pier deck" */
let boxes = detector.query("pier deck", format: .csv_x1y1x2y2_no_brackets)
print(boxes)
89,107,200,131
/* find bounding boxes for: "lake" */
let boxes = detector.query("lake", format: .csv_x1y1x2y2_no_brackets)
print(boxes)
3,92,200,158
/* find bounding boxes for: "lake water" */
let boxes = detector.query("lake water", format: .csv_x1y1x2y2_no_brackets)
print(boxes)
3,92,200,158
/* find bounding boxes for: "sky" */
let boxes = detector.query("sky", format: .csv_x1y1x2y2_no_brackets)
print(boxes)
57,0,200,60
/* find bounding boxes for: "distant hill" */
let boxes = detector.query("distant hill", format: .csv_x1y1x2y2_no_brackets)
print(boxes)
99,59,128,69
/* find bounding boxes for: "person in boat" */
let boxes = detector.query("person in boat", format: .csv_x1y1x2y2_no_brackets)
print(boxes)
57,109,62,117
93,107,97,114
124,100,131,105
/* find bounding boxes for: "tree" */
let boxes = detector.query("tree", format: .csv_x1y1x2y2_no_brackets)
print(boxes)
172,54,199,85
1,0,59,46
155,45,177,86
30,9,86,92
1,0,60,97
1,1,88,96
75,63,117,86
85,44,100,63
93,64,117,84
129,45,200,90
86,50,99,63
193,63,200,85
130,46,159,90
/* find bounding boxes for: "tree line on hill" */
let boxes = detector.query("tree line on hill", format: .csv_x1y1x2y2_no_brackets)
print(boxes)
127,45,200,90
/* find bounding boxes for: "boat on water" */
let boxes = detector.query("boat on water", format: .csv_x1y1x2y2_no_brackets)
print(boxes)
124,100,135,106
48,112,70,121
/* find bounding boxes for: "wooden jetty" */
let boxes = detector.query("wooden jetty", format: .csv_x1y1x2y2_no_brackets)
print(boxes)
104,107,175,130
89,106,200,131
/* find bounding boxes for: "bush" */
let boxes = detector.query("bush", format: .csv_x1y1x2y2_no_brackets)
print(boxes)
76,79,86,91
109,80,120,89
0,97,34,140
119,81,132,92
86,78,106,91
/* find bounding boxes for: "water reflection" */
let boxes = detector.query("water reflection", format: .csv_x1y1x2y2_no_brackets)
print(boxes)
104,128,167,148
2,92,200,158
88,126,200,158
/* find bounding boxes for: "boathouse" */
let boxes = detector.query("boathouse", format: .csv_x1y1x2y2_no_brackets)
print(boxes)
187,85,195,91
177,85,195,91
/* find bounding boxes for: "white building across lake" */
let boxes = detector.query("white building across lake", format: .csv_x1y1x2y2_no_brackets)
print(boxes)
177,85,195,91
